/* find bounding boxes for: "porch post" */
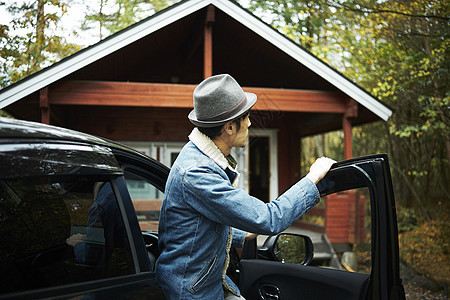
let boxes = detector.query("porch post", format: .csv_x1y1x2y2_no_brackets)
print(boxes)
343,117,352,159
40,87,50,124
203,5,215,79
343,99,358,159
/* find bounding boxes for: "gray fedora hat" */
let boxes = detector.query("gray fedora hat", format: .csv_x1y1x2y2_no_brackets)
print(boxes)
188,74,257,127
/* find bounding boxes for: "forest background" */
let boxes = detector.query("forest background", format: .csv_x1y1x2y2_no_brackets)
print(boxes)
0,0,448,297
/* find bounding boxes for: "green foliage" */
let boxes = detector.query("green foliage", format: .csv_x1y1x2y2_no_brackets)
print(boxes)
243,0,449,219
246,0,333,52
396,206,420,233
353,244,371,274
0,0,178,86
0,0,80,87
300,214,324,226
0,110,13,118
276,234,307,264
300,131,344,176
333,1,449,220
81,0,179,41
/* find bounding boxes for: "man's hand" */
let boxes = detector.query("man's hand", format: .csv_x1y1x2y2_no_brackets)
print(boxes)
66,233,86,247
305,157,336,184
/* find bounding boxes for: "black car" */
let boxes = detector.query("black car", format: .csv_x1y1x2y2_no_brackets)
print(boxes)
0,117,405,299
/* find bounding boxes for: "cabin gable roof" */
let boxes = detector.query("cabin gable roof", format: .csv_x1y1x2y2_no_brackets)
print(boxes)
0,0,391,121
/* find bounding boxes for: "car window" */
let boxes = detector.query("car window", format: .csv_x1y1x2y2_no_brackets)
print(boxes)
0,177,134,294
301,187,371,274
124,171,164,232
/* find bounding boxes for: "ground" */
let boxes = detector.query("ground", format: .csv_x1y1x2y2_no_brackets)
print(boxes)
404,284,448,300
399,214,449,300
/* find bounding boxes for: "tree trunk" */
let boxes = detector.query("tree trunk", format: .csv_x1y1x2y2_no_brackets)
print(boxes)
34,0,45,69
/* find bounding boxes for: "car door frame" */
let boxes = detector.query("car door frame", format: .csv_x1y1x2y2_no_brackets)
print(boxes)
238,154,405,300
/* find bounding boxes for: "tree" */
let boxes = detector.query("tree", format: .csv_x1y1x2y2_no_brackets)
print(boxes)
81,0,178,42
246,0,333,51
333,0,449,219
243,0,449,218
0,0,80,87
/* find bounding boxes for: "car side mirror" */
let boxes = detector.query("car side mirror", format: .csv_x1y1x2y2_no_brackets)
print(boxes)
258,233,314,265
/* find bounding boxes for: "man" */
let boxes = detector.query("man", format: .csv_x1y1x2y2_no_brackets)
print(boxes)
155,74,335,299
66,182,129,266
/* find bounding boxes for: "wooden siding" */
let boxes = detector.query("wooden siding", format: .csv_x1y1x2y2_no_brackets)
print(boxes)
325,190,366,244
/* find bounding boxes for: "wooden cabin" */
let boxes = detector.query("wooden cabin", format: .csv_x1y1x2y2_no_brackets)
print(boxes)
0,0,391,245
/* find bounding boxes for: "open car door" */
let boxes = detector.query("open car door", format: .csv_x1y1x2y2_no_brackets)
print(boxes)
238,154,405,300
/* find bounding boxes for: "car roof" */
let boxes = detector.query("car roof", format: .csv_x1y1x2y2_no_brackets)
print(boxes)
0,117,110,145
0,117,171,181
0,117,165,166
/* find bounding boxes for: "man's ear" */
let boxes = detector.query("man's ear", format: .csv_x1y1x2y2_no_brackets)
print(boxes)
223,122,234,136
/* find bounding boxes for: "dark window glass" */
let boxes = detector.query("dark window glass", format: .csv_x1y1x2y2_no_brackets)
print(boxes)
0,177,134,294
125,171,163,232
170,152,179,166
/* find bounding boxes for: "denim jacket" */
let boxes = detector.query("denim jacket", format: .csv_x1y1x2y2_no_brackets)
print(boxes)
155,128,320,299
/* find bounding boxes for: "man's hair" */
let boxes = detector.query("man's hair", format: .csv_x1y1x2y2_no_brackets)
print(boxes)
198,110,250,139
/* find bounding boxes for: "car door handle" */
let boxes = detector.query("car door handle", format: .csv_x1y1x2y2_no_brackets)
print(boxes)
258,284,280,300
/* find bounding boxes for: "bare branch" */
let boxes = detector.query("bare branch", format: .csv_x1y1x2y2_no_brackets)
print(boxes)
326,0,449,21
